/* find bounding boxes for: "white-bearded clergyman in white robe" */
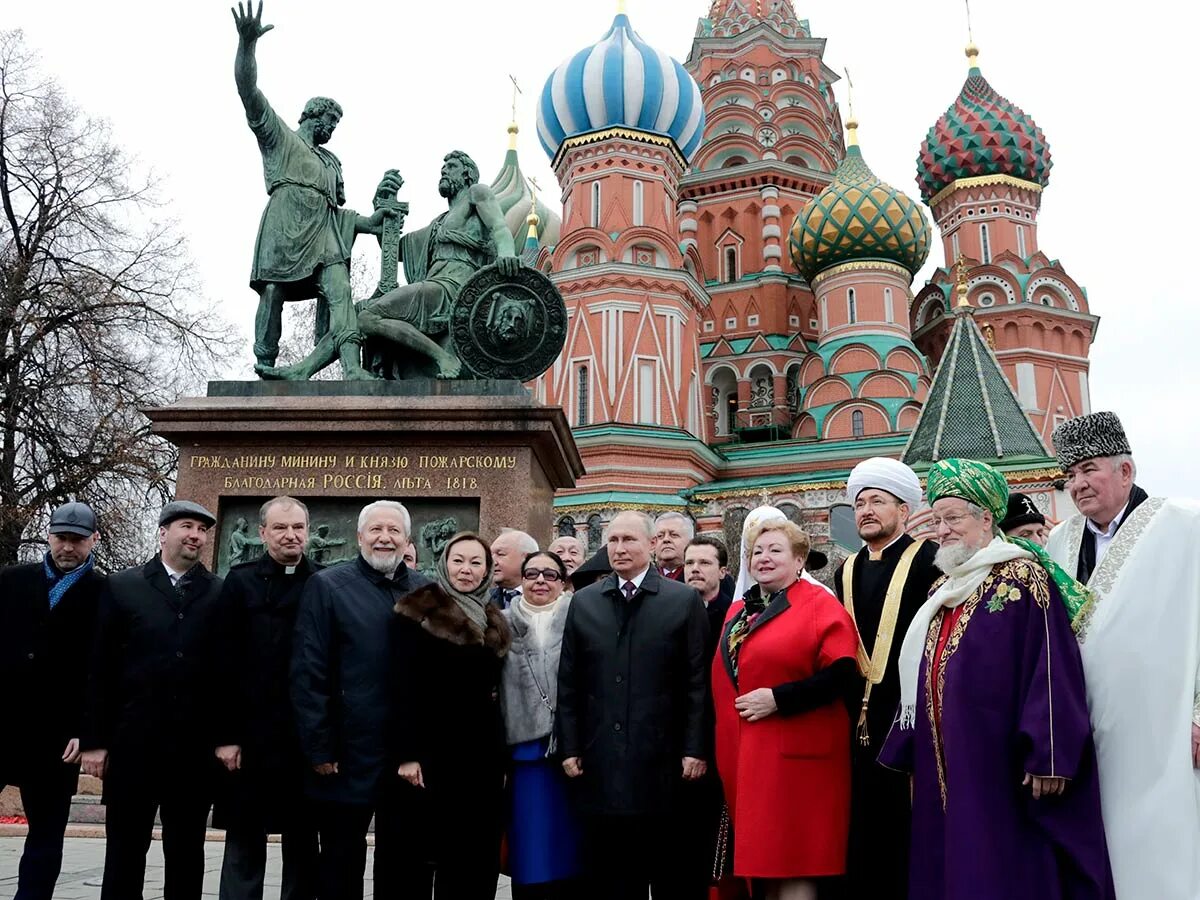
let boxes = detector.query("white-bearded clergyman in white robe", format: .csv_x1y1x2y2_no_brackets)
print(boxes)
1046,411,1200,900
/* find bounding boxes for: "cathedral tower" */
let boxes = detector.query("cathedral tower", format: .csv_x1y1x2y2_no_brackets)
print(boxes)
910,42,1098,443
533,9,713,504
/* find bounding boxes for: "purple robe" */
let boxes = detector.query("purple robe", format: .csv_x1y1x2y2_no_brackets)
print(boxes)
879,558,1115,900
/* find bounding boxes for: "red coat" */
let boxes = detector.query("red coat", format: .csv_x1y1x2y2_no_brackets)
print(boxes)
712,578,858,878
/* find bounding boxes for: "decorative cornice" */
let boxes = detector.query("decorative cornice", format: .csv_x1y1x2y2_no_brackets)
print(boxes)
810,260,912,289
554,127,688,169
691,479,846,501
928,174,1043,208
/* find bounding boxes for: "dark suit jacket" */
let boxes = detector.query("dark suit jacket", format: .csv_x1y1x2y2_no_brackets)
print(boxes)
556,569,709,816
0,559,104,783
81,556,225,797
213,553,321,831
291,556,432,805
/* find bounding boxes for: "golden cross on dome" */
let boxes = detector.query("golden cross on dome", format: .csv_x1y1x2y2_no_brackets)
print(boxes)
843,67,858,146
509,75,522,124
759,488,773,506
964,0,980,67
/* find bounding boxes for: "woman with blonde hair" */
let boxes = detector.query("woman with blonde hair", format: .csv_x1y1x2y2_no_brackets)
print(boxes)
713,519,858,900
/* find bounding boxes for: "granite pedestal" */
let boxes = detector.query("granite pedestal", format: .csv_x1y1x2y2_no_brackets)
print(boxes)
145,381,583,573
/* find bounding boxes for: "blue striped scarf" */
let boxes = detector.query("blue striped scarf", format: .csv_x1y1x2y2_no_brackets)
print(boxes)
44,552,93,609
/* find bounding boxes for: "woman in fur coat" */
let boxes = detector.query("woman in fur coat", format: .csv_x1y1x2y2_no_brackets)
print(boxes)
500,550,583,899
390,531,512,899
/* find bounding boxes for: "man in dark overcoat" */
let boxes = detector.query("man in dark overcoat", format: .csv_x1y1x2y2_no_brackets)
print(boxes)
290,500,431,900
80,500,225,900
213,497,322,900
0,502,104,900
557,510,710,900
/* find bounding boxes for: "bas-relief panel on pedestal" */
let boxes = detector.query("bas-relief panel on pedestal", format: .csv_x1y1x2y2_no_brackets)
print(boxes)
215,497,480,577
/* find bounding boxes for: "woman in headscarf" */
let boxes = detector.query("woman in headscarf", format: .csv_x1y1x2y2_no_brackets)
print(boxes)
713,519,859,900
389,531,512,899
500,550,582,899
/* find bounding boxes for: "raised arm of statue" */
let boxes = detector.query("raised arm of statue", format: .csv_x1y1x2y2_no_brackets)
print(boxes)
232,1,275,124
469,183,521,276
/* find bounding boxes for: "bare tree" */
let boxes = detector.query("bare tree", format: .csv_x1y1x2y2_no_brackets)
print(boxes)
0,30,233,568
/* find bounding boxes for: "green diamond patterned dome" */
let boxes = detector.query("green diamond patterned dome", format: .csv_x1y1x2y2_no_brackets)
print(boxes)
789,143,931,283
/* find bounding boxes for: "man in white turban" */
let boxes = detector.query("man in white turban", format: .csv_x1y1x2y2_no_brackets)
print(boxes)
834,457,941,899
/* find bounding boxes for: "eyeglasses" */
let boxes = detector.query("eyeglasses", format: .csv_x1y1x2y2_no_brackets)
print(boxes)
522,568,563,582
929,513,971,530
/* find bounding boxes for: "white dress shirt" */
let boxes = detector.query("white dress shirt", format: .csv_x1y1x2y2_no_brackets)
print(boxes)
1087,500,1131,570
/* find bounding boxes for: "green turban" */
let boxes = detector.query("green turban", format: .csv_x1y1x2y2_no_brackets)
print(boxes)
926,458,1094,629
926,458,1009,523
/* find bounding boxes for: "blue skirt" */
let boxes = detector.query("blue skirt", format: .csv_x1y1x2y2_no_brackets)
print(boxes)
506,737,583,885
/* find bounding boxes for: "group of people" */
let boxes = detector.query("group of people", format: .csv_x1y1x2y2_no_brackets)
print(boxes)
1,409,1198,900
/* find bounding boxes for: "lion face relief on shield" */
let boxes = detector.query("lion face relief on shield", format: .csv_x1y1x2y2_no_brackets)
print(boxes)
486,291,536,344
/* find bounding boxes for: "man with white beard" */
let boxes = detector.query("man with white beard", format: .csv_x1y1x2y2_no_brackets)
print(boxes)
291,501,432,900
880,459,1113,900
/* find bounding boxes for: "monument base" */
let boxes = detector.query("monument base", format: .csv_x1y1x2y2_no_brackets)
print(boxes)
145,381,583,575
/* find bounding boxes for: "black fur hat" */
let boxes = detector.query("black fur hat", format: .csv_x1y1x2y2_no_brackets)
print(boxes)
1051,412,1131,470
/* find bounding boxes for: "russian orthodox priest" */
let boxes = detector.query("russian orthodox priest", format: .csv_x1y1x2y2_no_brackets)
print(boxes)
880,459,1114,900
833,457,939,898
1047,412,1200,899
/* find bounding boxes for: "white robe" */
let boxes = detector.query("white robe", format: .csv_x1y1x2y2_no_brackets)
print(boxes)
1047,498,1200,900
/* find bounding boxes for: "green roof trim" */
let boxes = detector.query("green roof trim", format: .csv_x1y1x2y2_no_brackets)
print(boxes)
554,491,689,509
902,308,1049,465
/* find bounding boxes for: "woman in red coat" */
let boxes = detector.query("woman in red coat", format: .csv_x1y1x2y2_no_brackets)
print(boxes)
713,520,859,900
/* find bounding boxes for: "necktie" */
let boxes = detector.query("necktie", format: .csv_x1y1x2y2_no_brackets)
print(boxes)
622,581,636,601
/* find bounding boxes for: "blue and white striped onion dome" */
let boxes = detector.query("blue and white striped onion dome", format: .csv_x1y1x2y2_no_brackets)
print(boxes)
537,13,706,164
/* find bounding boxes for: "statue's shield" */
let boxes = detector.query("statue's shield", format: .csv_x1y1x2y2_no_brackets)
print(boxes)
450,264,567,381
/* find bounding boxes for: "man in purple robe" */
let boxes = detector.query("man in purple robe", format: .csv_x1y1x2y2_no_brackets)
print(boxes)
880,458,1114,900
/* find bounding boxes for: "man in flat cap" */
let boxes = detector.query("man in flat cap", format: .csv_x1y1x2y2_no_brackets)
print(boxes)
0,502,104,900
1001,493,1048,546
80,500,227,900
1046,411,1200,898
833,457,941,898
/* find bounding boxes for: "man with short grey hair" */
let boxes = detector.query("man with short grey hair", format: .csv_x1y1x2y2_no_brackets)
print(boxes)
490,528,538,609
653,512,694,582
291,500,431,900
1046,412,1200,897
215,496,320,900
558,510,709,897
548,535,585,577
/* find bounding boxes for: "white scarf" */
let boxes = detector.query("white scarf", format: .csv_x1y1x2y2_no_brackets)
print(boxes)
896,537,1033,729
516,594,562,647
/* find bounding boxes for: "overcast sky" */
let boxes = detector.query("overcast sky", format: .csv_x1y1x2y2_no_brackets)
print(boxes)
11,0,1196,497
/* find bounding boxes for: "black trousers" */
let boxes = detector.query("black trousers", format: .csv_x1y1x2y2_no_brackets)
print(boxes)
1,764,78,900
219,822,319,900
371,778,501,900
311,801,374,900
582,812,704,900
677,774,724,897
100,791,211,900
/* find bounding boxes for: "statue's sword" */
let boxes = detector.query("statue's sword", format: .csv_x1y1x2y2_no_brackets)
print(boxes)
376,199,409,296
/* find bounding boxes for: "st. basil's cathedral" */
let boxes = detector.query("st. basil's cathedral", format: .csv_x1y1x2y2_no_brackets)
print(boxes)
487,0,1094,570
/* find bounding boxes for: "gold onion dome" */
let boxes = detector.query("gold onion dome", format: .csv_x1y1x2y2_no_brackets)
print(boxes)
789,126,931,283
